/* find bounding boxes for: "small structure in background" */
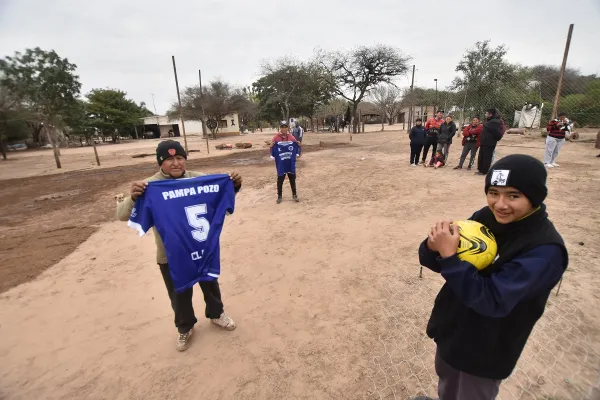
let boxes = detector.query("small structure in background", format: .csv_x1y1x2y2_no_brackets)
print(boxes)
513,103,544,129
141,113,241,139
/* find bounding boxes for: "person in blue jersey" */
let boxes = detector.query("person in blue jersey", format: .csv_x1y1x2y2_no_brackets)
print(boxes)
271,120,301,204
116,140,243,352
413,154,568,400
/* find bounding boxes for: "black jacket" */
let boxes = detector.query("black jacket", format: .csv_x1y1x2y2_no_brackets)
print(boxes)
423,205,568,380
437,121,457,144
480,116,503,146
409,125,426,146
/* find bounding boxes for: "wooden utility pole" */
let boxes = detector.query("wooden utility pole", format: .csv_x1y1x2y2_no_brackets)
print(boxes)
171,56,189,154
408,65,415,130
552,24,574,119
198,69,209,154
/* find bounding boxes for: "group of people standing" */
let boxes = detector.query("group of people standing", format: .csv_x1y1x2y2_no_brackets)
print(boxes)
409,108,506,174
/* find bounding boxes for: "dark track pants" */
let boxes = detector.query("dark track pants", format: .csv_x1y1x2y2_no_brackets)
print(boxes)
277,173,297,196
159,263,224,333
410,144,423,164
477,145,496,174
435,348,501,400
422,138,437,163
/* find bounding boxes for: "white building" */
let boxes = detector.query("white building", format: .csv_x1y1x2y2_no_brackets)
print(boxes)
142,113,240,138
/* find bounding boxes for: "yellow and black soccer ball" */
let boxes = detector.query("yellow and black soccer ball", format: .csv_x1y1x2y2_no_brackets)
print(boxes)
453,220,498,270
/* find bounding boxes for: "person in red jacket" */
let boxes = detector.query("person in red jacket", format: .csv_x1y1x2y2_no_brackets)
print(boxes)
454,116,483,170
421,110,444,165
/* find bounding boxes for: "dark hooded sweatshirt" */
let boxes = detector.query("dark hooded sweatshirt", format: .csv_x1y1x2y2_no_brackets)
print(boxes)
480,116,504,146
419,204,568,380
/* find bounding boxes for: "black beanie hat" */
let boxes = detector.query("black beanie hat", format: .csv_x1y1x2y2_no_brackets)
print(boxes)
485,154,548,207
156,140,187,165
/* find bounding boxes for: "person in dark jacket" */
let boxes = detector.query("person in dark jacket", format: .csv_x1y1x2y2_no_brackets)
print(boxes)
415,154,568,400
455,116,483,170
435,115,457,164
476,108,504,175
409,118,426,166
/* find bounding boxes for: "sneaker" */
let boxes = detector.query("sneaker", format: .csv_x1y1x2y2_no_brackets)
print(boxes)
467,166,472,170
453,166,461,170
293,195,300,203
551,163,560,167
211,313,237,331
276,196,282,204
545,164,554,168
176,328,194,352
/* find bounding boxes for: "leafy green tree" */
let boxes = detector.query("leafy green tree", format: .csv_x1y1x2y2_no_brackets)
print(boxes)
86,88,150,143
451,41,530,119
253,59,335,124
319,45,411,133
558,80,600,126
0,47,81,168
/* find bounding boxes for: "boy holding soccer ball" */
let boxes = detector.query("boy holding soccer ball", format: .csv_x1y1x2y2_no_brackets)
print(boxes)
415,154,568,400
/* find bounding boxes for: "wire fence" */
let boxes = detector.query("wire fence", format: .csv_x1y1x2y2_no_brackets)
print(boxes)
403,40,600,133
364,269,600,400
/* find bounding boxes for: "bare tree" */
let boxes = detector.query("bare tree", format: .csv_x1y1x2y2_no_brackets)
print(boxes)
319,45,411,133
371,85,402,131
168,79,247,139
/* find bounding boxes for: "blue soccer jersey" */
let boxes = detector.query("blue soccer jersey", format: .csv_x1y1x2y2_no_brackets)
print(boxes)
271,141,300,176
128,174,235,293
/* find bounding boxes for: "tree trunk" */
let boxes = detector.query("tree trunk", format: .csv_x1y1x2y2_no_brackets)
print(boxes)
45,124,61,169
352,104,359,133
0,132,6,160
93,140,100,166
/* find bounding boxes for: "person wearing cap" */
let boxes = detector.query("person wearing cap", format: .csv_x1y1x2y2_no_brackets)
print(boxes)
271,120,300,204
409,118,426,166
544,112,571,168
116,140,243,352
415,154,568,400
422,110,444,165
476,108,504,175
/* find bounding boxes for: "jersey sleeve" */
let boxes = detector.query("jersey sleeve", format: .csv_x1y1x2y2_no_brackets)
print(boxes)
127,195,154,236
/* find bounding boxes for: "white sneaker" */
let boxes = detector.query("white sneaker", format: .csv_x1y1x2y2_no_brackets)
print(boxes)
211,313,237,331
551,163,560,167
411,163,416,167
545,164,554,168
176,328,194,352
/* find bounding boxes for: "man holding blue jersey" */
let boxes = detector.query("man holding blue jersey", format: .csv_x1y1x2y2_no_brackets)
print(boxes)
116,140,242,352
271,120,301,204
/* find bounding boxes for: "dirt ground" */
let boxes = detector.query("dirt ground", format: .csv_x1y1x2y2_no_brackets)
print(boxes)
0,129,599,400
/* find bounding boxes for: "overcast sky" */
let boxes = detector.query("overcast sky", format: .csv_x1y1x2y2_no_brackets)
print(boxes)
1,0,599,114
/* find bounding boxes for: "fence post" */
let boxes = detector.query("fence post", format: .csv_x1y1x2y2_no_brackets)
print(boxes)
551,24,575,119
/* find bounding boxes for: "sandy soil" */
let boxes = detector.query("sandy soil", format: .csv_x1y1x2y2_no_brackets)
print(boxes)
0,130,599,400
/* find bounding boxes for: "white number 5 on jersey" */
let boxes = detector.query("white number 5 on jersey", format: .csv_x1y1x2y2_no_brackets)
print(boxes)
184,204,210,242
